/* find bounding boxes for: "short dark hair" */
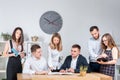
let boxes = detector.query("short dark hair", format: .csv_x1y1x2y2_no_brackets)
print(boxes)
72,44,81,50
31,44,41,52
90,26,99,32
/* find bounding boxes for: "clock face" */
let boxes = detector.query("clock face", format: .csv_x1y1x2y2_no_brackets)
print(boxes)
40,11,63,34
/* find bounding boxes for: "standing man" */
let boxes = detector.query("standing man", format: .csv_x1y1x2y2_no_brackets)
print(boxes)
88,26,102,72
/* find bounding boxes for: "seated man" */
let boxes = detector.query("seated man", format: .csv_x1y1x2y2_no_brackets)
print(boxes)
60,44,89,73
23,44,48,75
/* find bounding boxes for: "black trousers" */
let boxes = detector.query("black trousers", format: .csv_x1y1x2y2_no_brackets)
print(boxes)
7,56,22,80
89,62,100,72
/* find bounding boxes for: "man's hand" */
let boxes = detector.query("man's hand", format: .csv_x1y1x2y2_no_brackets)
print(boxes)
60,69,66,73
67,68,74,73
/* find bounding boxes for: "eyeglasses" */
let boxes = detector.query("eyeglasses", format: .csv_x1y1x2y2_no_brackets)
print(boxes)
102,40,108,43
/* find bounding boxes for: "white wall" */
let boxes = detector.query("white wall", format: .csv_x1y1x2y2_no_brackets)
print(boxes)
0,0,120,61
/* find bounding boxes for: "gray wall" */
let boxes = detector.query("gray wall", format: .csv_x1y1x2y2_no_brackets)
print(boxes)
0,0,120,61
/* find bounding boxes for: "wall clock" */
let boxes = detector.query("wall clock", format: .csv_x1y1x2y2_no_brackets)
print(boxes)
39,11,63,34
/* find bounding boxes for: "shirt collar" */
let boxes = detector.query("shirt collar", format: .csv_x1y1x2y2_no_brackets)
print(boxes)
32,56,41,60
72,55,79,60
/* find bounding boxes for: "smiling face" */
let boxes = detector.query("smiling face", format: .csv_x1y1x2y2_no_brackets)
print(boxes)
71,48,80,58
33,48,42,59
12,27,23,44
101,33,116,49
15,29,21,40
53,37,60,45
102,36,108,46
90,29,99,40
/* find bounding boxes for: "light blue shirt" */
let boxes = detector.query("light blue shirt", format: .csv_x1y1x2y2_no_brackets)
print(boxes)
88,36,102,62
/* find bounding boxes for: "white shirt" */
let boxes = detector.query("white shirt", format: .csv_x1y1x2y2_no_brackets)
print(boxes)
48,46,63,69
70,56,78,69
7,40,22,53
23,56,48,74
88,36,102,62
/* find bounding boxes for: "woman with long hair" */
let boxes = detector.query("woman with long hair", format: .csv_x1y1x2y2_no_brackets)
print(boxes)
97,33,119,79
48,33,63,72
3,27,25,80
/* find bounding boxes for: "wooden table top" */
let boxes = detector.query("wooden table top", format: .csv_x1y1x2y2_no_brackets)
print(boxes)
17,73,112,80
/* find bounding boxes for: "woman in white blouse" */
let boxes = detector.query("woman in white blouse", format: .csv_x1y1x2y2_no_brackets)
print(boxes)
48,33,63,72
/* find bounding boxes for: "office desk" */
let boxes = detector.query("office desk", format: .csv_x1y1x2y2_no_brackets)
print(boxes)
91,73,112,80
17,73,112,80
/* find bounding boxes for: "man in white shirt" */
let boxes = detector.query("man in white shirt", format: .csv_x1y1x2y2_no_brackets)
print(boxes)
88,26,102,72
23,44,48,75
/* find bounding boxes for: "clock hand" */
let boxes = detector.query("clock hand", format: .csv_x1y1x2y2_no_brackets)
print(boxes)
44,18,51,24
51,17,61,23
44,17,60,26
50,17,61,26
51,22,59,26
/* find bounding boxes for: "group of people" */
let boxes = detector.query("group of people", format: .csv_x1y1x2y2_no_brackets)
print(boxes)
88,26,119,80
3,26,119,80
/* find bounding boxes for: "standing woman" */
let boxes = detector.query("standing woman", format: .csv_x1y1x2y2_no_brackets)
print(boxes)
3,27,25,80
97,33,119,79
48,33,63,72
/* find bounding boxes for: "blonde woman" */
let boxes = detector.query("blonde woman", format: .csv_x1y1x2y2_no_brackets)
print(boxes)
97,33,119,79
48,33,63,72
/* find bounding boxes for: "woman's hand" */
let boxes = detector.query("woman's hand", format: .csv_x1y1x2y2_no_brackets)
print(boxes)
101,53,108,58
97,60,107,65
97,60,102,64
98,53,108,58
49,67,54,71
19,52,26,58
9,53,15,57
